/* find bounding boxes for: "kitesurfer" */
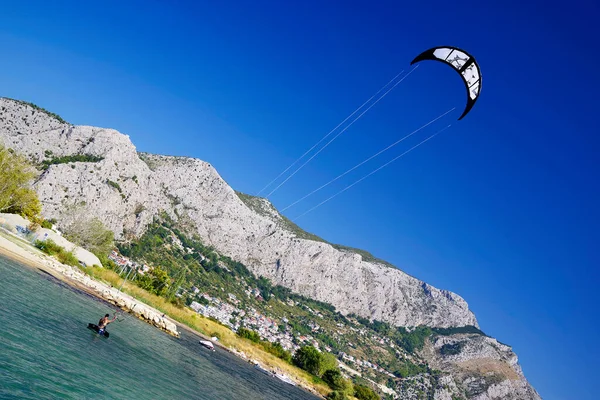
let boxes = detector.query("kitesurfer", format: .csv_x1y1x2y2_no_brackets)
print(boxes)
98,313,117,334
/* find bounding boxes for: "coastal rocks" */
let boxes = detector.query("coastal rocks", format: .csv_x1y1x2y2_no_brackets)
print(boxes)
72,270,179,336
64,274,179,336
101,288,178,334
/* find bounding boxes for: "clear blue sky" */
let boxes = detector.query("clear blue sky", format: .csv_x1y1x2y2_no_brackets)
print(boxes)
1,1,598,399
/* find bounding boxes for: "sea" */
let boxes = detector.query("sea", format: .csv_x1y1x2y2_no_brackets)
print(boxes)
0,255,319,400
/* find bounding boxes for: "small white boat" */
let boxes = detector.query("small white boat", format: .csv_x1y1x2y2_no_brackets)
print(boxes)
199,340,215,351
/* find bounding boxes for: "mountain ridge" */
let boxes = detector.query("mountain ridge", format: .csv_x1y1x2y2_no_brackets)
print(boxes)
0,97,541,399
233,190,399,269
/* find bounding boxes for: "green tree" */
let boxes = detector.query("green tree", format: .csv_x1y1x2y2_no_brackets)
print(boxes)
146,266,170,296
0,145,41,221
321,352,338,373
257,275,272,300
261,341,292,363
322,369,351,392
440,342,464,355
354,384,380,400
237,327,261,343
326,391,348,400
293,346,327,376
64,217,114,256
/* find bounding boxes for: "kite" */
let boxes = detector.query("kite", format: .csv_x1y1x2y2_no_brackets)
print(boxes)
411,46,482,120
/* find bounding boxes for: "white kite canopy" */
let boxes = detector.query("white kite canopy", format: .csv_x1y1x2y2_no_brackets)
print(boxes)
411,46,482,120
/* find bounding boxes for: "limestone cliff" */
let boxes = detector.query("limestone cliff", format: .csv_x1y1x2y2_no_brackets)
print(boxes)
417,333,542,400
0,98,540,399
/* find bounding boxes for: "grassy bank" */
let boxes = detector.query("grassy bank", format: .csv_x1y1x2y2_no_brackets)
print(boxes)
80,265,332,397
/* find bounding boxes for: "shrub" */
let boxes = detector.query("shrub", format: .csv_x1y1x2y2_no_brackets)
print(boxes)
94,252,117,269
321,352,338,373
134,203,146,215
106,179,122,193
196,296,209,306
322,369,351,392
261,341,292,363
170,296,185,308
392,360,428,378
354,384,380,400
40,154,103,170
326,391,348,400
0,145,42,221
237,327,261,343
57,250,79,266
433,325,486,336
34,239,63,256
33,239,79,267
440,342,464,356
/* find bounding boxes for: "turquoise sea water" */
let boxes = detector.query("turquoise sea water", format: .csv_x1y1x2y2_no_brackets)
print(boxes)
0,255,319,400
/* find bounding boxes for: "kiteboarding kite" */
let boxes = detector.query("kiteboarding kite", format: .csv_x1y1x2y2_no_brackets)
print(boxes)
411,46,482,120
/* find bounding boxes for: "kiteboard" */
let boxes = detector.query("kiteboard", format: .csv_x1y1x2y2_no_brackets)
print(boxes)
87,323,110,338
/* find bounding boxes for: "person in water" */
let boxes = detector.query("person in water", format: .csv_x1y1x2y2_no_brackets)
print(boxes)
98,313,117,334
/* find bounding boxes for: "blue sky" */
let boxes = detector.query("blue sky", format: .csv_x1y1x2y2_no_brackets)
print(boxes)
1,1,598,399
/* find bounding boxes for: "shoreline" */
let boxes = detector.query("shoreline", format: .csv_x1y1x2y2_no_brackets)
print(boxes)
0,229,179,336
0,230,326,399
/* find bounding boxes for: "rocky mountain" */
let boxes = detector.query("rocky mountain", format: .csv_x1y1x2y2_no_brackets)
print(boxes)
0,98,541,399
418,334,541,400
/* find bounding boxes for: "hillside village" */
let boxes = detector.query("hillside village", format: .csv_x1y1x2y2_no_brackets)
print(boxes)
107,244,404,394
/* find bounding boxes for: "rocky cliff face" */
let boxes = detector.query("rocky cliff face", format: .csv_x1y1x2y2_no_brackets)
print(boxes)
418,334,542,400
0,98,540,399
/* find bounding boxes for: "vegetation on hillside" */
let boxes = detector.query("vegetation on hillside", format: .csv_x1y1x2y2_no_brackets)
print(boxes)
3,97,67,124
0,144,42,222
41,153,104,170
0,132,484,398
440,342,464,356
106,179,122,193
0,133,481,399
2,98,67,123
103,214,488,398
137,152,160,171
432,325,486,337
237,327,293,362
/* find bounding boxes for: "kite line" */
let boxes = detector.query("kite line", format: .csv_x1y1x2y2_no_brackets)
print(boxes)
258,66,420,198
256,69,406,196
281,107,455,212
265,65,419,198
292,124,453,221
